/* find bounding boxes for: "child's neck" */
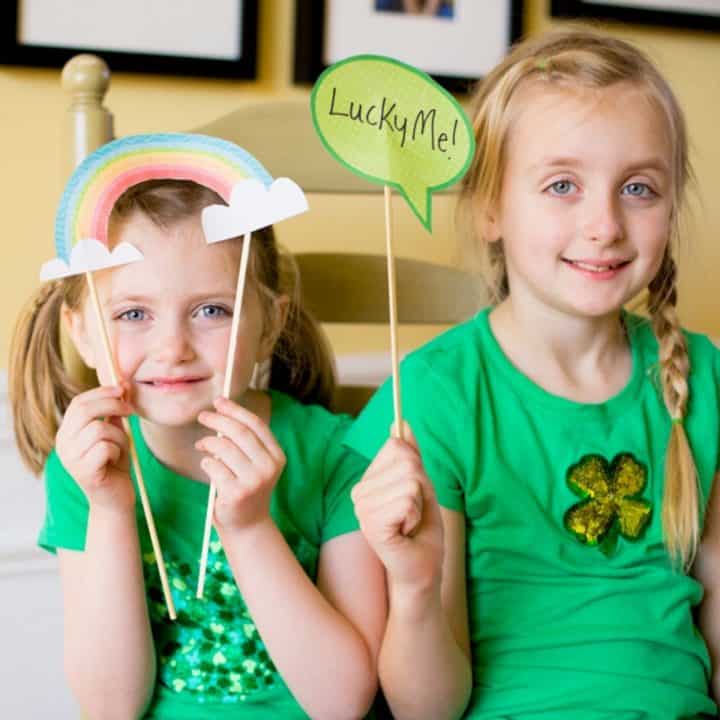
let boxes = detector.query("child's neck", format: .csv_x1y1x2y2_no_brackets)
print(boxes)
489,299,632,404
138,389,272,482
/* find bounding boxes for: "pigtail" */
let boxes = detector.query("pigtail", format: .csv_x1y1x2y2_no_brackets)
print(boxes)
8,281,89,474
647,250,700,569
271,300,336,410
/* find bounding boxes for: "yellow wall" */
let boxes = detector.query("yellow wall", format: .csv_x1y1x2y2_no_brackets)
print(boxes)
2,0,719,370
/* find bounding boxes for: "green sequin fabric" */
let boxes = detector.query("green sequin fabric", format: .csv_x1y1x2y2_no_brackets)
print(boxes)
143,534,278,703
563,453,652,556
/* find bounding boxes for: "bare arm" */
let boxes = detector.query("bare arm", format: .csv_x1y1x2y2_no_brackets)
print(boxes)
694,470,720,702
352,435,472,720
59,508,155,720
379,508,471,720
54,386,155,719
220,524,386,720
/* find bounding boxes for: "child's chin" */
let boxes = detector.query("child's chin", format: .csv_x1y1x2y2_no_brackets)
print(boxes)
136,405,204,428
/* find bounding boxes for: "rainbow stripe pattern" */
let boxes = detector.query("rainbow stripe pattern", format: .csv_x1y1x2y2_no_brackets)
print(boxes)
55,133,273,263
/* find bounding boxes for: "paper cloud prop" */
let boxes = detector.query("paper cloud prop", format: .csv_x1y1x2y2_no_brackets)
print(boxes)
40,239,144,281
201,178,309,244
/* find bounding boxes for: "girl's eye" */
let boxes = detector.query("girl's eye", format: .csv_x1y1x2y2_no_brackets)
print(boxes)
547,180,576,196
118,308,146,321
623,182,655,198
197,304,229,319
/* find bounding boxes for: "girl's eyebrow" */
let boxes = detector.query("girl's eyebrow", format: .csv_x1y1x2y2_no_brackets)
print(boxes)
106,291,236,305
530,156,671,175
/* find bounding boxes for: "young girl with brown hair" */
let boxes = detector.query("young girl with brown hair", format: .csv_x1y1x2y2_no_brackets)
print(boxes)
10,177,385,719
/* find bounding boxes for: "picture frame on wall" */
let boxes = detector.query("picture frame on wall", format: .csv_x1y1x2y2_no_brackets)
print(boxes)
551,1,720,32
294,0,525,93
0,0,258,78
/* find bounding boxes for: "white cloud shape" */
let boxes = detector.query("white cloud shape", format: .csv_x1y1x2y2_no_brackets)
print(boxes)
201,178,309,244
40,239,144,281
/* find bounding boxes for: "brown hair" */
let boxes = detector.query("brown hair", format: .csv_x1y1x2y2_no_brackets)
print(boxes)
10,180,336,475
457,28,698,567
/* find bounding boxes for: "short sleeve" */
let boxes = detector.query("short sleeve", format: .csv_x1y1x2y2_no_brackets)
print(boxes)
344,355,466,512
714,339,720,474
37,449,89,553
321,416,369,543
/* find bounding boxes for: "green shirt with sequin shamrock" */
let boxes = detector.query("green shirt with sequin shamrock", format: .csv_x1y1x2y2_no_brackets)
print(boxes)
344,308,720,719
39,389,367,719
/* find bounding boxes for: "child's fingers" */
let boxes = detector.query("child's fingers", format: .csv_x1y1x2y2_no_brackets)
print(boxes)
196,417,269,467
202,455,261,506
196,435,255,480
355,485,423,543
198,415,285,472
354,480,423,525
360,437,422,482
201,455,236,489
210,398,286,464
353,447,425,503
60,388,131,438
75,419,128,461
81,440,124,481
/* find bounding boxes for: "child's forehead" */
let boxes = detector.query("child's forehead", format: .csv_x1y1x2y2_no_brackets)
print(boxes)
506,80,673,169
106,211,242,292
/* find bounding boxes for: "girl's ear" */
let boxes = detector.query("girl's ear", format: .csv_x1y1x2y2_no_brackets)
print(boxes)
473,201,501,244
61,303,98,370
258,294,290,362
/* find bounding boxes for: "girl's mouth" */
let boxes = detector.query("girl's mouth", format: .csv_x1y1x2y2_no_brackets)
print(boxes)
562,258,632,275
140,377,208,389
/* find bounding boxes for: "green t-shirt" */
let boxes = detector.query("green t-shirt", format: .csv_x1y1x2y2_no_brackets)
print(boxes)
344,309,720,719
39,390,365,719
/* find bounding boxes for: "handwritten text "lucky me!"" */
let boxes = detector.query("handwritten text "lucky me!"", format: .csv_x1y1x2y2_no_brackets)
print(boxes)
328,87,460,157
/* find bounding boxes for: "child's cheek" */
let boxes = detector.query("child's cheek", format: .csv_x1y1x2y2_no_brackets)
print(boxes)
112,335,145,384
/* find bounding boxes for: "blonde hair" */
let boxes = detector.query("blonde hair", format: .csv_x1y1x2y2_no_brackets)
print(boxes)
457,28,698,568
10,180,336,475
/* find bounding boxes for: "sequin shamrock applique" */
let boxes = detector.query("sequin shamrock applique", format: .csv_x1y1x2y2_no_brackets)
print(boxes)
563,453,652,556
143,534,279,703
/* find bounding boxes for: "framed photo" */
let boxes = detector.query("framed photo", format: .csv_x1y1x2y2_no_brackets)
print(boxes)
0,0,258,78
551,1,720,32
294,0,525,93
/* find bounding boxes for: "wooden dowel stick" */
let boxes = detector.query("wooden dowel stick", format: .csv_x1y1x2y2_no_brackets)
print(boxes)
384,186,403,440
197,232,253,598
86,271,176,620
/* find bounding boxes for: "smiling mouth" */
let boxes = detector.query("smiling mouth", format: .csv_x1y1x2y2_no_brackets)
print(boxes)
562,259,632,273
139,377,208,387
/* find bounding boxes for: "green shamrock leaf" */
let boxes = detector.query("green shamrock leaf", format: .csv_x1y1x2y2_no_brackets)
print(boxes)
563,453,651,556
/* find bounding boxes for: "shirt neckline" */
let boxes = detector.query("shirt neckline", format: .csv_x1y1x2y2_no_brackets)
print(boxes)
475,307,645,417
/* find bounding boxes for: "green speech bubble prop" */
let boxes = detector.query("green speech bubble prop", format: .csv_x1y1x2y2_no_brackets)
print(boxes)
311,55,475,232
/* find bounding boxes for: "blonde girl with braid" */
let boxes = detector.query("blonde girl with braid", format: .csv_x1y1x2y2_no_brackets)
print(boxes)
9,179,385,719
344,28,720,719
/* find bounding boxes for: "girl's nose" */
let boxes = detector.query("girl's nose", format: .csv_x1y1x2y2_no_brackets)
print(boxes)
583,194,624,245
153,321,195,363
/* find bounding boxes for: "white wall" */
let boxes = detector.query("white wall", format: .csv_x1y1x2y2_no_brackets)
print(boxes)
0,372,79,718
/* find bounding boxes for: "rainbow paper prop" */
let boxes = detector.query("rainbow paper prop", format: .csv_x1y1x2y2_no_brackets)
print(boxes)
41,133,273,280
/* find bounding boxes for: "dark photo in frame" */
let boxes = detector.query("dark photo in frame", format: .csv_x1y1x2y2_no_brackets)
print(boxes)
294,0,525,93
0,0,259,78
551,1,720,32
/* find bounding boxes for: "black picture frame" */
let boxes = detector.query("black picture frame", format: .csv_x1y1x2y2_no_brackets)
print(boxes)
294,0,525,94
551,1,720,32
0,1,259,78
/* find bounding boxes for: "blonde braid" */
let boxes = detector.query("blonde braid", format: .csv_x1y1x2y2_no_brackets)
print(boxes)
647,251,699,568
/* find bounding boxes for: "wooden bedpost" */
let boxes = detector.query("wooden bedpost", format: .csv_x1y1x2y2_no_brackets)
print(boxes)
59,54,113,387
61,54,113,171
